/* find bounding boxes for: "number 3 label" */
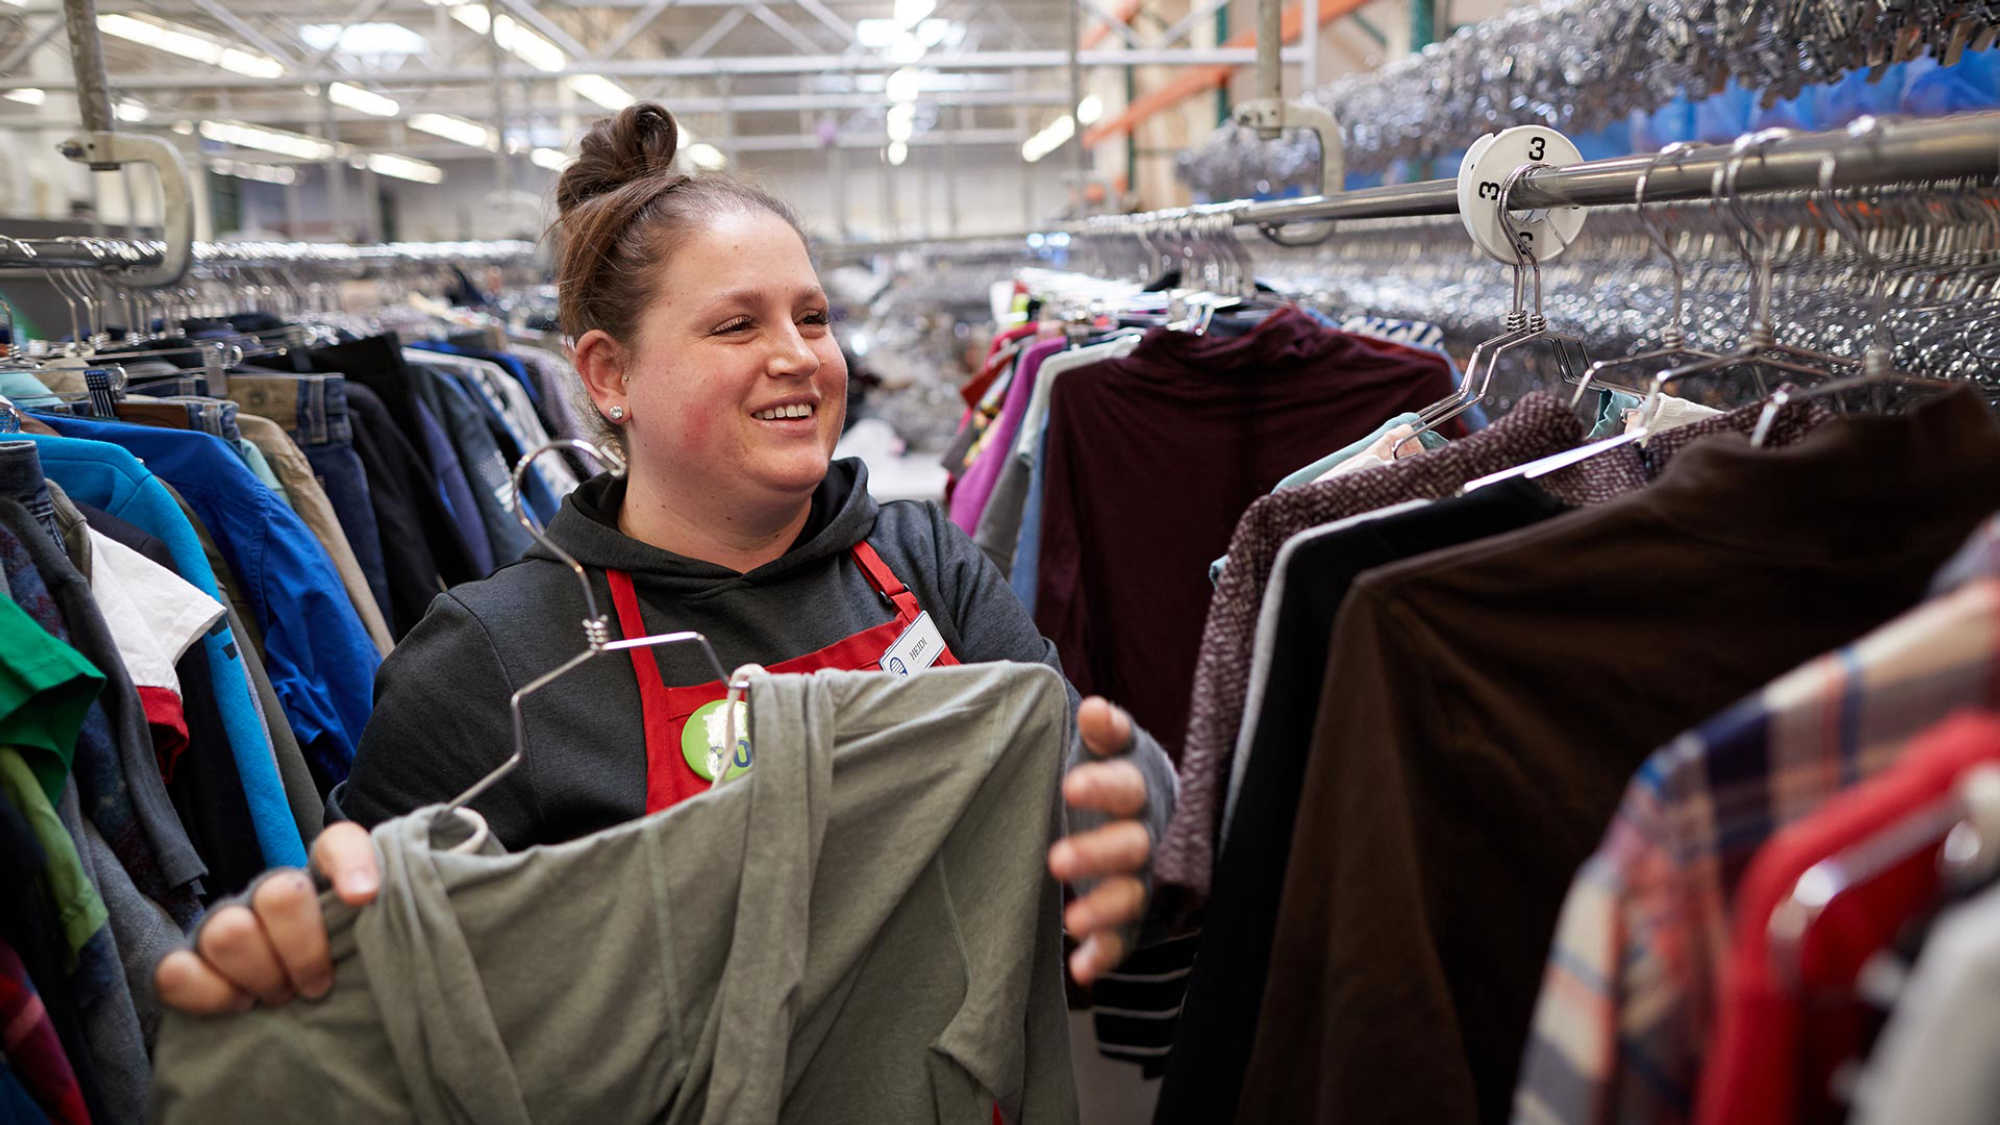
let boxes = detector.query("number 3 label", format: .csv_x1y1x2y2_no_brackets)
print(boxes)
1455,125,1586,266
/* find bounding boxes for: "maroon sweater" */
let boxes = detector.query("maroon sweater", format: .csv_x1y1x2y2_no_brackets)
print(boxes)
1031,307,1458,760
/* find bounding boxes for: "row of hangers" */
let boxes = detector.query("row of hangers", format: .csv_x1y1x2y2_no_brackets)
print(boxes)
1394,116,1968,466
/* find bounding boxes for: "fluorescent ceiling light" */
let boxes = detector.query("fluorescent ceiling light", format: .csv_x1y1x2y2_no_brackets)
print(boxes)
567,74,634,111
856,19,897,48
886,141,908,166
328,82,400,117
886,102,915,143
894,0,935,27
210,157,297,185
3,88,44,105
368,152,445,184
1021,113,1074,163
299,22,428,56
886,67,921,104
409,112,494,149
859,17,957,58
1076,94,1104,126
200,119,337,161
99,14,284,78
686,142,726,171
115,98,147,122
531,147,572,172
449,6,565,71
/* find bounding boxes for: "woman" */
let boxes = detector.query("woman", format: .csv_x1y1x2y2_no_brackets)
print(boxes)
154,103,1173,1015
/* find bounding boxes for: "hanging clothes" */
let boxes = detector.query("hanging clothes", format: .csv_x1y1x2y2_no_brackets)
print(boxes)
20,432,305,869
1162,392,1831,899
1032,307,1460,762
31,414,381,790
1,502,206,927
1233,391,2000,1125
1694,710,2000,1125
1157,479,1570,1125
1517,507,2000,1125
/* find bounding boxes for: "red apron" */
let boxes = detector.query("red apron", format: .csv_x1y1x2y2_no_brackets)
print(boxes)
605,541,961,814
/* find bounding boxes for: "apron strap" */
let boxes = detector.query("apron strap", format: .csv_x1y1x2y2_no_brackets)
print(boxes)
851,541,924,625
605,568,687,813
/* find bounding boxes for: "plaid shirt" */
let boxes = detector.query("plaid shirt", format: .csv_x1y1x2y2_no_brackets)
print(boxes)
1514,512,2000,1125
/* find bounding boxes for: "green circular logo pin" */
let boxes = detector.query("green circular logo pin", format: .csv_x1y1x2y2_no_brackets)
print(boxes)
682,699,753,782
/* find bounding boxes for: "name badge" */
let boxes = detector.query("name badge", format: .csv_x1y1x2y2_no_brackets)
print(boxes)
880,612,946,677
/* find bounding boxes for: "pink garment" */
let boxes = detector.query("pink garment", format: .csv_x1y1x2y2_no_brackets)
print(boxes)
948,337,1066,532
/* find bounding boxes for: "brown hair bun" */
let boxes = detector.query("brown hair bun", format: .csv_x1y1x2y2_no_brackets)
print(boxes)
556,103,684,216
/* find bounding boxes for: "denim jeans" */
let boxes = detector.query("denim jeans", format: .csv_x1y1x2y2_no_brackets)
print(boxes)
228,374,393,623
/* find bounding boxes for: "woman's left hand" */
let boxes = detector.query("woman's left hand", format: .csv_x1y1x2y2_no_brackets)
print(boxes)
1048,696,1152,986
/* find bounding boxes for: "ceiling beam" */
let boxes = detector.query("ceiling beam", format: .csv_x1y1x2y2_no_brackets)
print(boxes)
493,0,595,61
746,2,823,55
0,15,65,77
186,125,1023,163
0,46,1289,90
0,85,1071,126
182,0,302,66
593,0,679,61
683,7,749,57
789,0,854,48
299,0,397,72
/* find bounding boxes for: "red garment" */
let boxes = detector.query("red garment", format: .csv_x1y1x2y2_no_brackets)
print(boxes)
1695,710,2000,1125
606,541,960,813
0,940,90,1125
1032,308,1458,759
962,324,1040,408
139,685,190,781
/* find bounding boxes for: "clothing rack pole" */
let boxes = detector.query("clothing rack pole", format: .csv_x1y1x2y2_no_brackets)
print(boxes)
0,238,540,273
814,110,2000,261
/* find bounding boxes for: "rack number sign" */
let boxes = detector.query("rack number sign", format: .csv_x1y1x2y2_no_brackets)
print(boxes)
1456,125,1586,266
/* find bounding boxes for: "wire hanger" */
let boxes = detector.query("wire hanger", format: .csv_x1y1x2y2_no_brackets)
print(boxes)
1637,128,1859,421
1567,141,1716,407
1747,119,1969,445
438,437,762,854
1395,158,1592,457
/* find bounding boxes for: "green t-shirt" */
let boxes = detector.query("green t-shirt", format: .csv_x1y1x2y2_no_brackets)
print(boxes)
0,593,104,803
0,747,108,958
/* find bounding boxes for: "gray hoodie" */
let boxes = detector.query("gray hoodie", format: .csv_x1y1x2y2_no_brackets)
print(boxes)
328,459,1174,863
154,665,1080,1124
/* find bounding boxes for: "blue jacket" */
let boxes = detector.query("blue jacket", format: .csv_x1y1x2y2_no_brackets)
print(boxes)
35,415,380,792
20,432,308,866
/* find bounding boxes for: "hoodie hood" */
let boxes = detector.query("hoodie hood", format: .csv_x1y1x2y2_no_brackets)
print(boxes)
531,457,881,591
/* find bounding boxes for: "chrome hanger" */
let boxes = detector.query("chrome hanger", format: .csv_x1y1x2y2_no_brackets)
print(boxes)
1644,128,1858,412
1397,159,1591,456
1569,142,1714,407
439,438,760,854
1744,119,1963,445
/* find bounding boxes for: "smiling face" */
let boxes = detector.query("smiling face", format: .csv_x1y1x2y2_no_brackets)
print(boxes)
612,207,849,506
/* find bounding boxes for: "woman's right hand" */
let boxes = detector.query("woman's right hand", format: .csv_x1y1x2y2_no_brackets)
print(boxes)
154,822,383,1012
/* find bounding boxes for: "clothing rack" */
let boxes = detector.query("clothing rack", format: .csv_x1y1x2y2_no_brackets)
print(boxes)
0,238,540,274
816,111,2000,261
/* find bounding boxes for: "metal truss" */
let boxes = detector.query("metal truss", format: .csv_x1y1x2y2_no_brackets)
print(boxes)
0,45,1298,89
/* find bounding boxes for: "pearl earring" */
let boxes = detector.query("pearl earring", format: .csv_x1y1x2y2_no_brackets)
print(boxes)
608,405,626,421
